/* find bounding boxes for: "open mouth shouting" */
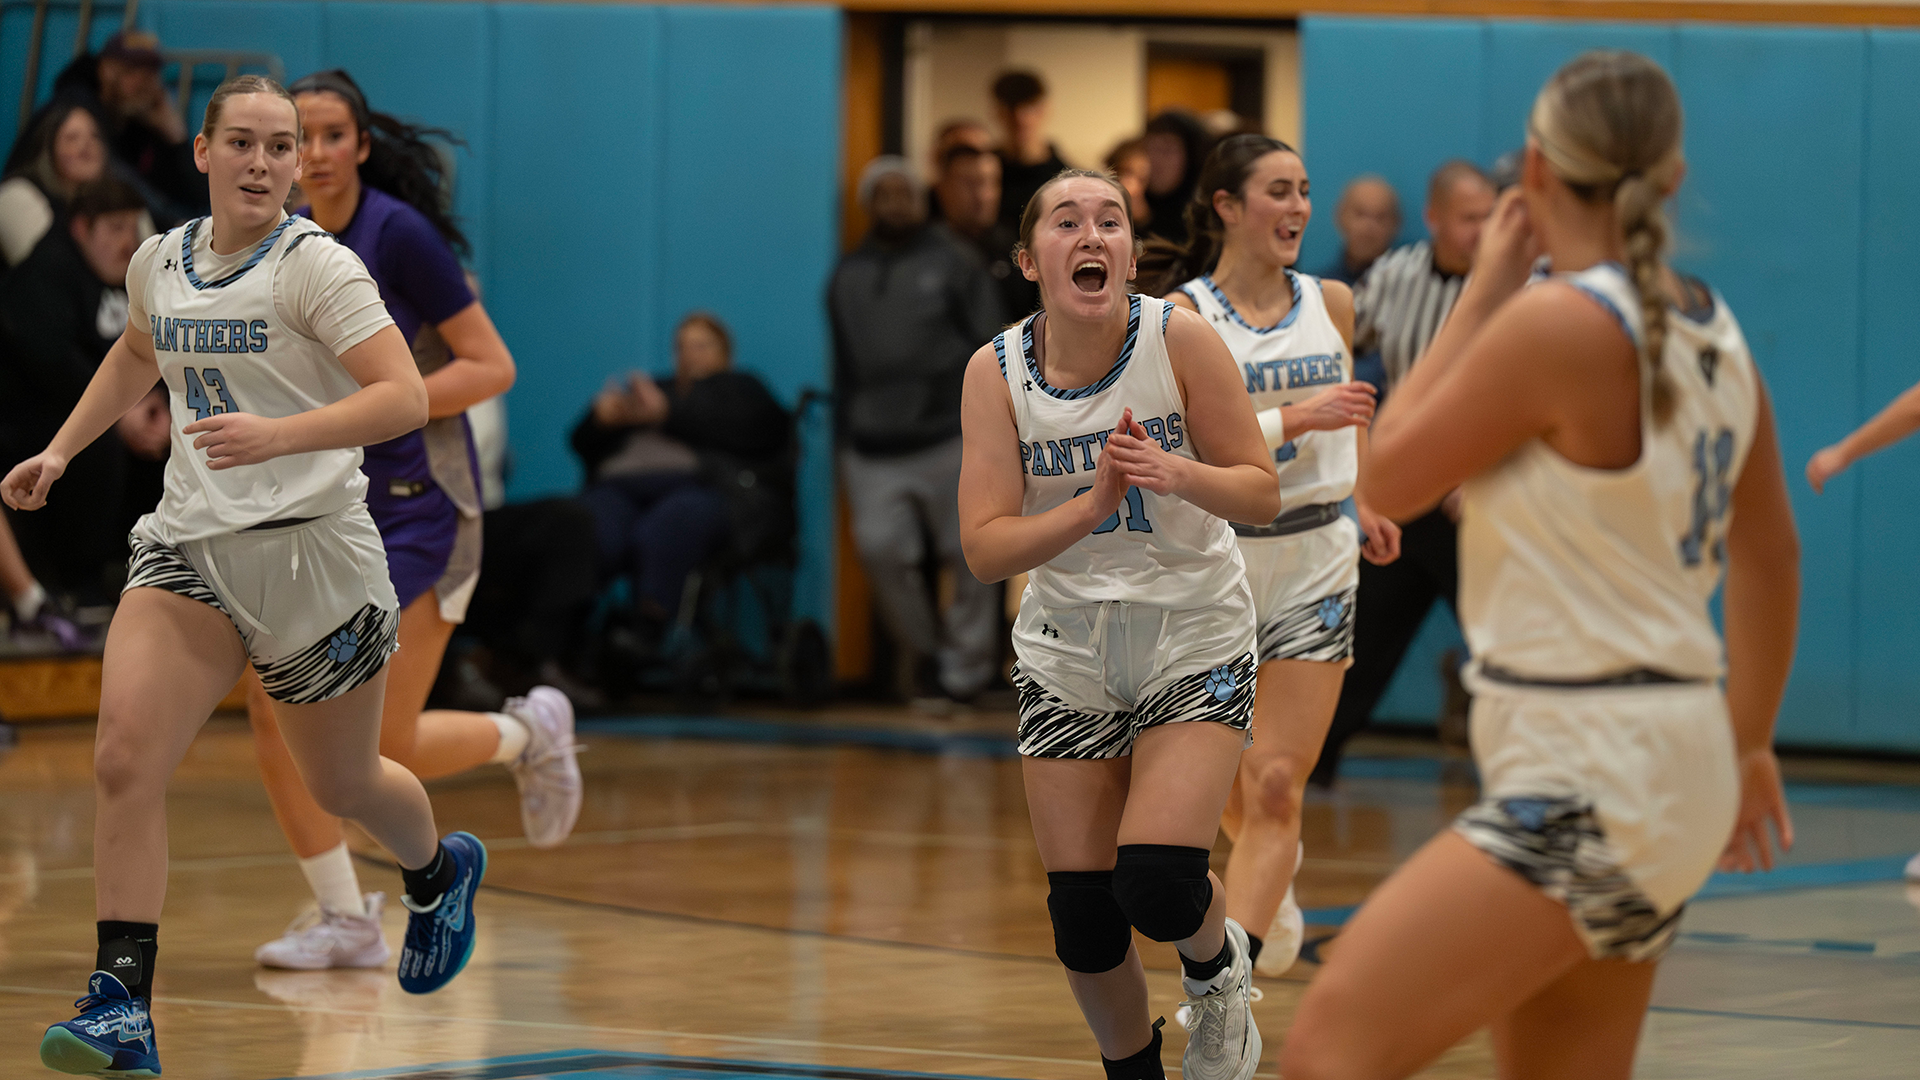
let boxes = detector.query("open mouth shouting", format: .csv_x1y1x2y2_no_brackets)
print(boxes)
1072,259,1109,294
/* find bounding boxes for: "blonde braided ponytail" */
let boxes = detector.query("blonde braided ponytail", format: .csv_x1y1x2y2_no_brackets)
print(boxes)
1530,51,1684,424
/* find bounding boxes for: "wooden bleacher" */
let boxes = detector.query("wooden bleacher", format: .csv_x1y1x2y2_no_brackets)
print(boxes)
0,654,246,722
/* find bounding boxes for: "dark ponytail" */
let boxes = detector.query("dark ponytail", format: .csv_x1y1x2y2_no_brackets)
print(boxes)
1135,134,1296,297
289,69,470,257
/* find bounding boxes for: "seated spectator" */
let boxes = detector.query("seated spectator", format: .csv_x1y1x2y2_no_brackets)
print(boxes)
0,102,154,267
830,157,1002,705
935,143,1034,319
13,30,202,220
571,312,791,640
991,71,1069,231
1142,109,1212,246
1105,137,1152,235
1319,175,1401,286
0,178,164,602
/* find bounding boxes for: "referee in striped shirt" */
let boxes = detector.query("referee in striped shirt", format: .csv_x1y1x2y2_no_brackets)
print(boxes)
1312,159,1496,785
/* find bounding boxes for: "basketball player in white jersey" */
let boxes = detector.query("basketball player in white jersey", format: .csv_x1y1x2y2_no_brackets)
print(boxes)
1279,53,1800,1080
959,169,1279,1080
1144,134,1401,979
1806,342,1920,883
4,76,485,1077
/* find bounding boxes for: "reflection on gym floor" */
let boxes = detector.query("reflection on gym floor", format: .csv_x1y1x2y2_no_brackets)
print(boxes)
0,709,1914,1079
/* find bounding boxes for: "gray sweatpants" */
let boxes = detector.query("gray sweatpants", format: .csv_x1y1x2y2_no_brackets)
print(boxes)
840,437,999,699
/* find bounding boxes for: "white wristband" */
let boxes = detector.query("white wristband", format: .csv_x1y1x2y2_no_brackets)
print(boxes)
1257,407,1286,449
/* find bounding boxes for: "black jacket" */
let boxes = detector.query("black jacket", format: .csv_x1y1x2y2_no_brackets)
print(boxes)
570,370,792,485
828,224,1004,456
0,226,116,451
571,370,796,562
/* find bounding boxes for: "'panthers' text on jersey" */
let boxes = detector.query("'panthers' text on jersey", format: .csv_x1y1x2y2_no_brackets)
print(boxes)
1459,261,1761,681
997,294,1246,610
140,215,380,543
1177,271,1357,514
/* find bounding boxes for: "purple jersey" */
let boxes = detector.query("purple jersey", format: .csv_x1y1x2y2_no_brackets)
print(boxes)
303,187,479,607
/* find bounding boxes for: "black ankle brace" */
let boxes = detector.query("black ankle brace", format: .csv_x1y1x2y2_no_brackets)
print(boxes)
1101,1017,1166,1080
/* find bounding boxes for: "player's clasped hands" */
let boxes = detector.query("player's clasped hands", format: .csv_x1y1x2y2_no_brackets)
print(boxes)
185,412,284,470
1099,405,1186,497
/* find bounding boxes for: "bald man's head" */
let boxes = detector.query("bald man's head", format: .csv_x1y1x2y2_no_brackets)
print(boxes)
1337,175,1402,270
1424,160,1495,275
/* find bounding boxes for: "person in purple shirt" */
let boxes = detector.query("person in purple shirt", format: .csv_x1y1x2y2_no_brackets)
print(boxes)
244,69,583,971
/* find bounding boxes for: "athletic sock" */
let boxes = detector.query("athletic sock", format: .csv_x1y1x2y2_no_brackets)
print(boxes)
298,843,367,918
1245,931,1265,967
486,711,531,764
1101,1017,1167,1080
11,580,45,622
96,921,157,1000
1180,936,1235,995
400,843,455,911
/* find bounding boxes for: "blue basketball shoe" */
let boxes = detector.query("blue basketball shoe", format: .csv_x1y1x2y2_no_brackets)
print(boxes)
40,970,160,1077
397,831,486,994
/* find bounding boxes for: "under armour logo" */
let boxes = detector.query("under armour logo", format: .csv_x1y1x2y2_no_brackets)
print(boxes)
1040,624,1059,638
1023,381,1034,391
163,258,177,271
1698,347,1719,388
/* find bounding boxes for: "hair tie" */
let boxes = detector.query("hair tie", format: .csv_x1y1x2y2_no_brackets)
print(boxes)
287,69,373,130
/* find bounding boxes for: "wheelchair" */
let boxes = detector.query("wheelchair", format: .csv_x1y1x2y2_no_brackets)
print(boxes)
588,391,831,710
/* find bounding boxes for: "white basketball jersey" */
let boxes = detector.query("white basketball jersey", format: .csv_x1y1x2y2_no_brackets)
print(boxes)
1459,262,1760,681
997,294,1246,610
143,216,370,543
1177,271,1357,511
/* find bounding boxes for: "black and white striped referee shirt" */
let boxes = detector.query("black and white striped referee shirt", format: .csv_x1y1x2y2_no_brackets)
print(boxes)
1352,240,1467,388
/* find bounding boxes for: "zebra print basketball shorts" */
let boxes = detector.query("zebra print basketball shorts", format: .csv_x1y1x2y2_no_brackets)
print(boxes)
1452,672,1739,961
1009,582,1257,760
1238,514,1360,665
125,504,401,704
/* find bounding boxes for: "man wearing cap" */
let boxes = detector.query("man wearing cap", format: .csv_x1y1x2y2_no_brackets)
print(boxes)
20,29,202,218
828,156,1005,708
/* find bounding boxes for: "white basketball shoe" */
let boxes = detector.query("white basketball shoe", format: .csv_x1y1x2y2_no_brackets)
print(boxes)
254,892,391,970
1178,917,1262,1080
1255,842,1307,976
505,686,584,849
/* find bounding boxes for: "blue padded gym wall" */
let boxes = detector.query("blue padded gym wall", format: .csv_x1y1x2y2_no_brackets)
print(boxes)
3,1,843,638
1302,17,1920,752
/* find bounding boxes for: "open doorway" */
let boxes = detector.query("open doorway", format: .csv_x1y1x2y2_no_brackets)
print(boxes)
900,19,1298,180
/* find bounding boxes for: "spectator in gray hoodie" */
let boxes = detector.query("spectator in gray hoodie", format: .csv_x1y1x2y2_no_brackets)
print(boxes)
829,156,1005,705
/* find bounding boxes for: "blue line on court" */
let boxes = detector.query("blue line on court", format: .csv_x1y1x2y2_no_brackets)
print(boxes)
578,716,1018,758
1302,856,1912,929
1648,1005,1920,1031
273,1049,1018,1080
581,716,1920,812
1696,856,1910,899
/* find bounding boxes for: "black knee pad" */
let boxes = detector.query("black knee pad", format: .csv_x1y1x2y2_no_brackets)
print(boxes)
1111,844,1213,942
1047,870,1134,973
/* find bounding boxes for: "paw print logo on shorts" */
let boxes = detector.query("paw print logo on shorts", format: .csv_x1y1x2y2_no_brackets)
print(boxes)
1317,596,1346,630
1203,664,1237,702
326,629,360,665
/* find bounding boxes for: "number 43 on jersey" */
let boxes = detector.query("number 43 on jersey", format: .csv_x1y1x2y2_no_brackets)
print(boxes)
182,367,240,421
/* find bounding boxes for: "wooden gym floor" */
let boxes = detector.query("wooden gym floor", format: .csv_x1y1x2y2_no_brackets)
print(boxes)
0,706,1916,1078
